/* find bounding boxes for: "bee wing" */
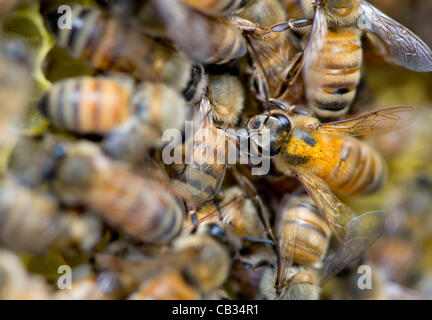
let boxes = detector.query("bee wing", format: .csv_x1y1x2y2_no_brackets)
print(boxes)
182,97,228,202
312,106,414,136
360,1,432,72
320,210,385,285
303,3,328,88
276,195,298,289
296,172,354,242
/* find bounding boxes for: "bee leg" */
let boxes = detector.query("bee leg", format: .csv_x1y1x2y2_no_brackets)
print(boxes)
284,51,304,86
190,210,199,232
213,198,223,221
231,17,271,37
241,236,274,246
271,18,313,33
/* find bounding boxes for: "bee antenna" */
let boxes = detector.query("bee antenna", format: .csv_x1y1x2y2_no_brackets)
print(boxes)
245,35,272,113
262,80,271,114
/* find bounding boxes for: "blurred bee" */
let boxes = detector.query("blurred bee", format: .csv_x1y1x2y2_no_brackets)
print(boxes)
152,0,247,65
45,4,207,100
47,142,184,245
272,0,432,118
128,222,234,299
37,76,133,135
0,179,102,254
233,0,305,102
97,0,166,37
207,74,245,127
0,249,52,300
102,82,187,163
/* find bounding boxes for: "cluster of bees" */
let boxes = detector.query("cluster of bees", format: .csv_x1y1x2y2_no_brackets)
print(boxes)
0,0,431,300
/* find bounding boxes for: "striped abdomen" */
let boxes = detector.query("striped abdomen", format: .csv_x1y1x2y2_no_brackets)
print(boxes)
153,0,247,65
305,29,362,119
277,196,331,266
103,83,187,163
45,5,171,80
182,0,248,16
174,123,228,207
55,144,184,244
38,77,130,134
325,137,387,196
89,168,184,244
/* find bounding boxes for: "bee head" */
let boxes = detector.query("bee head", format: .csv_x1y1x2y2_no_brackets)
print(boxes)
47,143,96,190
247,112,292,157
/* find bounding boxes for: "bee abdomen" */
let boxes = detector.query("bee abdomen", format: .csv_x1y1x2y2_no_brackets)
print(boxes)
306,30,362,119
92,172,183,244
327,138,387,196
46,5,152,78
38,77,130,134
205,19,247,64
278,197,331,265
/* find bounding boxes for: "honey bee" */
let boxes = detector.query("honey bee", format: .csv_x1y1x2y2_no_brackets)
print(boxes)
102,82,187,163
273,0,432,118
171,97,232,211
233,0,305,102
47,142,184,245
0,179,102,254
181,0,250,16
229,107,412,297
37,76,133,135
0,249,52,299
152,0,247,65
128,222,234,299
45,4,207,98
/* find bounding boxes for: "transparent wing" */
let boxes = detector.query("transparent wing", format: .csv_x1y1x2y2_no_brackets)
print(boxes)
296,172,354,242
320,210,385,285
303,3,328,90
182,97,228,203
360,1,432,72
313,106,414,136
275,194,299,292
